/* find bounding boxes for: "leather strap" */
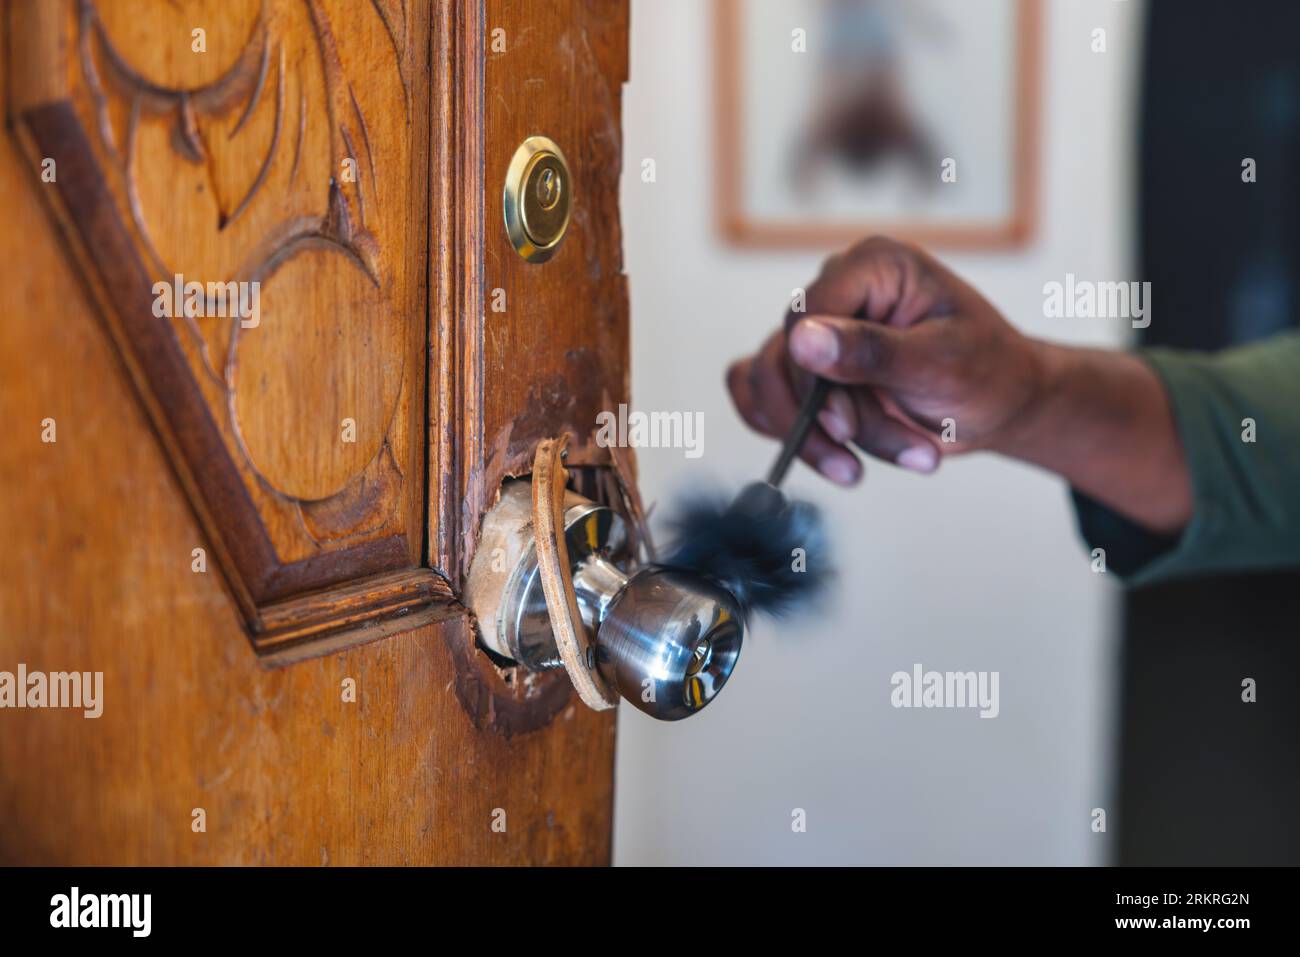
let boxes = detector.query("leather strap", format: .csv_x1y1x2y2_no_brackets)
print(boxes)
532,436,618,711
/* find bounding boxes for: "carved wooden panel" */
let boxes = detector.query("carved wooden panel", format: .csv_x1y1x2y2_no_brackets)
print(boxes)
6,0,444,654
1,0,631,864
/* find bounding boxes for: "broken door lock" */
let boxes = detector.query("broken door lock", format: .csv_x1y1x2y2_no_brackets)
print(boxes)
466,479,743,721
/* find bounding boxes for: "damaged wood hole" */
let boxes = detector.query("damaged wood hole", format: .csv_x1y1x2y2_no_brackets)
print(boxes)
475,632,517,678
451,463,635,735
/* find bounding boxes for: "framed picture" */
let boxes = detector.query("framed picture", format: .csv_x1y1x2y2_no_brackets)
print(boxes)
716,0,1042,249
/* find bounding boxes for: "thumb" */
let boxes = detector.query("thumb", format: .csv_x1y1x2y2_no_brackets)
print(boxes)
788,315,929,388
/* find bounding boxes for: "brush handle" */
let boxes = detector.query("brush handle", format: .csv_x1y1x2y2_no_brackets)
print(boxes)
766,377,832,487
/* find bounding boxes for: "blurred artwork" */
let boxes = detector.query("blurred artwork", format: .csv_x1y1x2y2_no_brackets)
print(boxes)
717,0,1040,248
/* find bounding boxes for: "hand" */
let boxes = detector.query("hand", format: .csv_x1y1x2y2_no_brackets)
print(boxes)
727,236,1049,485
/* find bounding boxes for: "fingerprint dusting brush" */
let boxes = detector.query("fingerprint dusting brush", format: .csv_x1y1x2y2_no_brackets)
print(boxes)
661,378,834,618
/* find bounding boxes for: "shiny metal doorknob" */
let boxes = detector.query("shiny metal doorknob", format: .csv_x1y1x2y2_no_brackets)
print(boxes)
466,482,743,720
585,565,742,720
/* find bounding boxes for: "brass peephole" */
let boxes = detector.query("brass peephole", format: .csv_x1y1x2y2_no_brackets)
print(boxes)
503,135,572,263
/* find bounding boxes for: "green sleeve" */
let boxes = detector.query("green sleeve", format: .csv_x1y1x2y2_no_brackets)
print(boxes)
1072,330,1300,586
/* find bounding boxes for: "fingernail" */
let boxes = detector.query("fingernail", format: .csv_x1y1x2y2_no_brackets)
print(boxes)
897,445,938,474
821,455,860,486
818,409,852,443
790,320,837,369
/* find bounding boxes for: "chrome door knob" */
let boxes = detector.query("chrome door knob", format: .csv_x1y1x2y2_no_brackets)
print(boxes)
594,566,742,720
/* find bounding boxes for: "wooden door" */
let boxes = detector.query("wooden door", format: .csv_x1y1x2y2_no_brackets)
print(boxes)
0,0,629,864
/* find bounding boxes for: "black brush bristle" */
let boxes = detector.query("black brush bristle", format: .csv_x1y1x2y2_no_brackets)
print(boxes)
658,482,830,618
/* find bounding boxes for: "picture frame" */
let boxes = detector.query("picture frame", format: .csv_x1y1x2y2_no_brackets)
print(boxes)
715,0,1043,250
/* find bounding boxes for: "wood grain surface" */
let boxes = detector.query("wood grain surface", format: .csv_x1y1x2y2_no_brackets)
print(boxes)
0,0,629,865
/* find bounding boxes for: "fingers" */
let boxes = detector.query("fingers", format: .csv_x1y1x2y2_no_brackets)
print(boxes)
726,335,863,486
728,327,943,481
848,391,941,474
725,334,787,437
788,236,952,332
816,385,939,474
815,386,858,445
788,314,936,388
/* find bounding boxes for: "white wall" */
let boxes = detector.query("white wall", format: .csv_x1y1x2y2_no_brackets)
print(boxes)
614,0,1146,865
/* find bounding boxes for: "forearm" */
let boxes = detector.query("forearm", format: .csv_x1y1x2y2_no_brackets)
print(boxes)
994,341,1193,536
